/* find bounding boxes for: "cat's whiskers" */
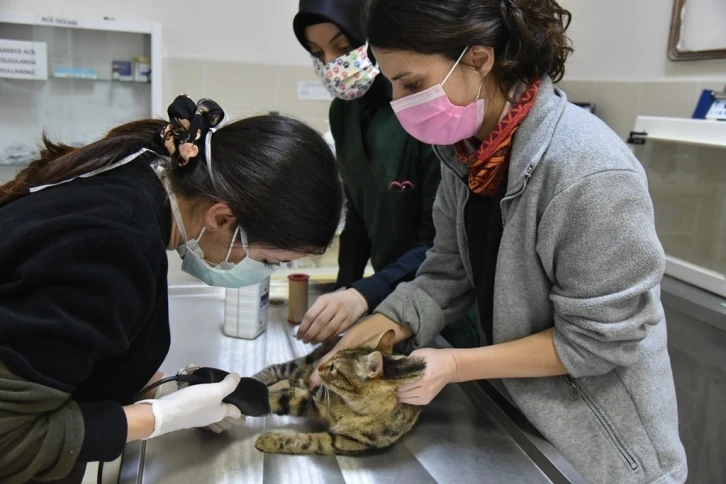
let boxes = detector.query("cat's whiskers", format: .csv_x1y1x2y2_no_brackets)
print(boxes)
324,385,331,413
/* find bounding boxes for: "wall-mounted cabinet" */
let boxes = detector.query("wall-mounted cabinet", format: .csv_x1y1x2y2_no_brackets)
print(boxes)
631,116,726,298
0,13,161,170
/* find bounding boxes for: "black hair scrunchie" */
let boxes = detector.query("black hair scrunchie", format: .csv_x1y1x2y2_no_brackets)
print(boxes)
162,95,227,166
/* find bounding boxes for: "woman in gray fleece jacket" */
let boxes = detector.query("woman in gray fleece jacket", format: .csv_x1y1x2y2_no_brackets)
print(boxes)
311,0,688,482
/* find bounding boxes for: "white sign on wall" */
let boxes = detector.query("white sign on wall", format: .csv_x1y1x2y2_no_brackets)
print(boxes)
34,15,83,28
297,80,334,101
0,39,48,80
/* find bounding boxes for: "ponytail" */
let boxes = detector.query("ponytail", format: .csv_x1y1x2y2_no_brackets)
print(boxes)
0,119,167,207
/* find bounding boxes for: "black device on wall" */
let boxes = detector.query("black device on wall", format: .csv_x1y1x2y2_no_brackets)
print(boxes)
573,102,596,114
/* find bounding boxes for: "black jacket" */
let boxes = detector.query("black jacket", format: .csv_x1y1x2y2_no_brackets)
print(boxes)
0,159,172,461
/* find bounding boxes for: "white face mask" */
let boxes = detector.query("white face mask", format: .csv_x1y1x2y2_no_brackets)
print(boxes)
162,175,279,288
312,42,380,100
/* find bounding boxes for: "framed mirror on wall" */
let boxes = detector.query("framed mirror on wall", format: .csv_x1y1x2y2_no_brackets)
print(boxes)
668,0,726,61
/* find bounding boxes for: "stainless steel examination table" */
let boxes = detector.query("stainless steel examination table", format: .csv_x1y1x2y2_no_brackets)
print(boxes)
118,282,586,484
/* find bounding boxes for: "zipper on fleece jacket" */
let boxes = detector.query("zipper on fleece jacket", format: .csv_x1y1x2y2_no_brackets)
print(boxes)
563,375,639,471
500,164,534,228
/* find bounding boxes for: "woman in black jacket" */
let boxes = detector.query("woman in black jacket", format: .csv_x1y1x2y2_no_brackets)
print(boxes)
0,96,342,483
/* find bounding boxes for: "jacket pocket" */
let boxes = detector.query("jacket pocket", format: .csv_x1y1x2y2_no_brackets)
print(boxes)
563,375,640,472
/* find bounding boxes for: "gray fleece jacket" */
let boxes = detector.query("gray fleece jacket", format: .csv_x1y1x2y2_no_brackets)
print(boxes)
376,77,687,484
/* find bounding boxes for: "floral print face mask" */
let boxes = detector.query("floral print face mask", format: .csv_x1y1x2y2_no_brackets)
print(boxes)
312,43,380,101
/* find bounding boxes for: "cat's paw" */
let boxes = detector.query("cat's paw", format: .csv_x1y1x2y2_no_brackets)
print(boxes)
268,380,291,392
255,432,284,453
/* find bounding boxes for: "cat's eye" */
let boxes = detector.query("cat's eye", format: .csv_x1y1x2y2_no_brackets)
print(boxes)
328,362,336,372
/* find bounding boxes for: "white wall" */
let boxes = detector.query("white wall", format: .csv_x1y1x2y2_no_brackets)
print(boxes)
0,0,312,66
561,0,726,81
4,0,724,80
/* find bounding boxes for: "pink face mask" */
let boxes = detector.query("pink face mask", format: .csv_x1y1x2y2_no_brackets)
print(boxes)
390,48,485,145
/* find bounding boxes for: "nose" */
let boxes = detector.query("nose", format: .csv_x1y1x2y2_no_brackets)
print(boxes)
323,51,337,65
391,85,407,102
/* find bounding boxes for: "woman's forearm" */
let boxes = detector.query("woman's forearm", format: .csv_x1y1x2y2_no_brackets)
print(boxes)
137,371,164,400
450,327,567,382
123,404,155,442
338,313,413,349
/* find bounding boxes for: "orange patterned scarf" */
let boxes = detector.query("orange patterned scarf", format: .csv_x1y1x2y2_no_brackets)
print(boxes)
456,80,540,195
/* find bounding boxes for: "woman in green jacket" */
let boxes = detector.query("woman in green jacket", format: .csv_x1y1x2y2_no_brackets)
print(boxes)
293,0,478,348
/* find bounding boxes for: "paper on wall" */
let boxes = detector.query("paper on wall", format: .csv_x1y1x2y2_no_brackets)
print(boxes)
0,39,48,80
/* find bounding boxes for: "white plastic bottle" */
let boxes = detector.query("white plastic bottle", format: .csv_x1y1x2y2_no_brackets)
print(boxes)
223,277,270,339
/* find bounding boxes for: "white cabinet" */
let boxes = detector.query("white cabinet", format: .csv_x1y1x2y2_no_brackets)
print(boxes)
631,116,726,297
0,13,161,168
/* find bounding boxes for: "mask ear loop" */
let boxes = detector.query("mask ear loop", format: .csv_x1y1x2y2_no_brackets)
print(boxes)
441,46,470,86
238,226,254,260
475,75,484,101
224,226,241,263
162,175,189,243
204,111,230,188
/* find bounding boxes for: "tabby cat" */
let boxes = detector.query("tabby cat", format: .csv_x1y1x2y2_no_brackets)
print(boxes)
251,329,426,455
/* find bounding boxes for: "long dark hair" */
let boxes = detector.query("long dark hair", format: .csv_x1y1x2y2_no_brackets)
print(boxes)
0,116,343,254
362,0,573,92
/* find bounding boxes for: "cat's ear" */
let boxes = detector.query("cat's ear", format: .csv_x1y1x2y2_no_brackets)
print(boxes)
364,351,384,379
366,329,396,355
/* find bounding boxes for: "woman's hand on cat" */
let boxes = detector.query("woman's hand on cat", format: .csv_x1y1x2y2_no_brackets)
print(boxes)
396,348,458,405
308,314,415,388
297,288,368,344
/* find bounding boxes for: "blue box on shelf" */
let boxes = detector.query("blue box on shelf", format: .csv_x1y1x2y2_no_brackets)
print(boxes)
112,60,133,82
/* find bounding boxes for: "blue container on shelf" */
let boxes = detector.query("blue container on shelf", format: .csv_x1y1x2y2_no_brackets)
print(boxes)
112,60,133,81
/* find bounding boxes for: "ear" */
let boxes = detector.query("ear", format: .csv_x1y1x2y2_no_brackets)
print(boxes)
364,351,383,379
203,202,236,231
365,329,395,355
466,45,495,77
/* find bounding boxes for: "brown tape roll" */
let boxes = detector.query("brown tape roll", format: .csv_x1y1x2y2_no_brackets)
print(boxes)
287,273,310,324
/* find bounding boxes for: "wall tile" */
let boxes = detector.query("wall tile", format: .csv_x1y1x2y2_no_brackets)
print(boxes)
276,65,332,122
160,59,332,133
600,82,642,140
558,80,642,139
203,61,278,118
697,80,726,95
162,58,205,105
305,117,331,134
638,81,700,119
560,80,726,139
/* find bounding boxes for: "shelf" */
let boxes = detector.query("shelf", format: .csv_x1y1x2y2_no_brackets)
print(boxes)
50,76,150,84
0,12,163,117
633,116,726,148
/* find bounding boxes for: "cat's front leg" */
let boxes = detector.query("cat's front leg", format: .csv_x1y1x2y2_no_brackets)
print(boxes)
268,384,317,417
251,364,284,386
255,432,369,455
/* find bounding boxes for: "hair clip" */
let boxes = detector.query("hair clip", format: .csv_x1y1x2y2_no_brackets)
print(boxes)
162,95,227,169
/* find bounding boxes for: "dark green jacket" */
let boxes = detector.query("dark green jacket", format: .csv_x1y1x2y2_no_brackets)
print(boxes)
330,79,442,310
